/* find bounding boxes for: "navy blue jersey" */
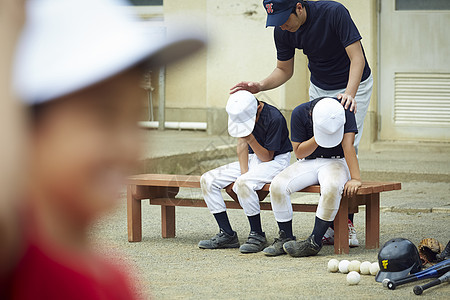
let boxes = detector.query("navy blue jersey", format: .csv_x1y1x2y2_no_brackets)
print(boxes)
250,102,293,157
274,0,371,90
291,98,357,158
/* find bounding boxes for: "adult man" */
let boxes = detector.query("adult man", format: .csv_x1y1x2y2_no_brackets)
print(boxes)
231,0,372,150
199,90,292,253
231,0,372,246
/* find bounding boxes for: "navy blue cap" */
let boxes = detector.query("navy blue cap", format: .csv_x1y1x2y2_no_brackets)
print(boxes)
263,0,299,27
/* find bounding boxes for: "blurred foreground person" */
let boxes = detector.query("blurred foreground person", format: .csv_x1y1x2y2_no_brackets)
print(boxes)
0,0,27,288
6,0,204,299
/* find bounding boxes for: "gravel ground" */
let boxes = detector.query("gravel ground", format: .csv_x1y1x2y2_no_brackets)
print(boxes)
90,183,450,299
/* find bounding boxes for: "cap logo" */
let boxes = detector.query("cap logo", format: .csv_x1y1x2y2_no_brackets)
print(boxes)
266,3,274,14
382,260,388,269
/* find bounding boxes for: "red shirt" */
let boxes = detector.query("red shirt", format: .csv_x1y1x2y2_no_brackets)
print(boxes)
6,241,139,300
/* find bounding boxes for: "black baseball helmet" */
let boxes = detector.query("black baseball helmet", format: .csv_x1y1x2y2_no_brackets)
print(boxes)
375,238,422,282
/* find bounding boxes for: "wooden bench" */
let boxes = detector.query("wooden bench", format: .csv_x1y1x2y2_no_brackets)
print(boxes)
127,174,401,254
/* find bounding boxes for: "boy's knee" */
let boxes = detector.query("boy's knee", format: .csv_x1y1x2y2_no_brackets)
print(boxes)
233,177,253,200
200,173,214,194
321,184,341,205
318,184,342,221
234,177,250,191
269,176,289,203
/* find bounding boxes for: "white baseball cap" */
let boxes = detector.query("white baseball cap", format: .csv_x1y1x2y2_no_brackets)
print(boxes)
226,91,258,138
13,0,205,105
312,98,346,148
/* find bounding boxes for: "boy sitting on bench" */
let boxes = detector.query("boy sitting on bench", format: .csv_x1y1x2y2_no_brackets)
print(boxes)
263,97,361,257
199,90,292,253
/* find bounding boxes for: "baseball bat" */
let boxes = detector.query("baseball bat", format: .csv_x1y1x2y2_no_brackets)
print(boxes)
382,259,450,288
383,259,450,290
413,271,450,295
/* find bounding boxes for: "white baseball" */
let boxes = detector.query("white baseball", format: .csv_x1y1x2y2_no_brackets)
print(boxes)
338,260,350,274
347,271,361,285
348,260,361,273
370,262,380,275
328,259,340,273
360,261,372,275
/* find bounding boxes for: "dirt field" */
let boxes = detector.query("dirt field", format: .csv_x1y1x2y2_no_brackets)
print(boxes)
90,185,449,299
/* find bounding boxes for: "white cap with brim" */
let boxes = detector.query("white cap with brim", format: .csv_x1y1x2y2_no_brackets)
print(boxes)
312,98,346,148
226,91,257,138
13,0,205,105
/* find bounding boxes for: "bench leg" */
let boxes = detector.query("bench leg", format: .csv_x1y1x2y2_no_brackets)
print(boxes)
161,206,176,238
365,193,380,249
334,196,349,254
127,185,142,242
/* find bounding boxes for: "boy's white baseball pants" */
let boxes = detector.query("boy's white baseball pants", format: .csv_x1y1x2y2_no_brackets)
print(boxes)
269,158,350,222
201,152,291,217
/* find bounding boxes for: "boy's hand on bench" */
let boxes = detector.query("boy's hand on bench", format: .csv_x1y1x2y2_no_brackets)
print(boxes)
344,179,362,197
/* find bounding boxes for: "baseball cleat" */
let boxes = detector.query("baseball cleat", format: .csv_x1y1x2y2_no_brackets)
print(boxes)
322,227,334,245
348,219,360,247
198,229,240,249
239,231,267,253
283,235,322,257
263,230,296,256
321,220,360,247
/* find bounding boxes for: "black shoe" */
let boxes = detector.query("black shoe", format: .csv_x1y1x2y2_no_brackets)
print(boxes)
263,230,296,256
437,240,450,261
283,235,322,257
198,229,240,249
239,231,267,253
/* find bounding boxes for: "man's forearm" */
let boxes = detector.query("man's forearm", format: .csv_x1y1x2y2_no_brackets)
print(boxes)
345,57,365,98
237,138,249,174
260,68,292,91
259,58,294,91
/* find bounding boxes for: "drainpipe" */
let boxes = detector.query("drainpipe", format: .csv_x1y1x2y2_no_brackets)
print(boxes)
139,121,207,131
158,65,165,130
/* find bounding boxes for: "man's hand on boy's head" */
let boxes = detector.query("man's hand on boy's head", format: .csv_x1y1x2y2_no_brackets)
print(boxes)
337,93,357,113
230,81,262,95
343,178,361,197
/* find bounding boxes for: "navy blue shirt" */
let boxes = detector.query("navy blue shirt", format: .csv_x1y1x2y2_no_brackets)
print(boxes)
291,98,357,158
250,102,292,157
274,1,371,90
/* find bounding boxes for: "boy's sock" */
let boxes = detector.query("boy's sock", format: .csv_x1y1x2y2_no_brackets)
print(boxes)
277,220,293,238
311,216,333,246
348,213,354,223
247,214,263,235
213,211,234,236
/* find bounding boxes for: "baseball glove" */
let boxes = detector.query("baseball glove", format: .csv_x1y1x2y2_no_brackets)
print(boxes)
418,238,444,265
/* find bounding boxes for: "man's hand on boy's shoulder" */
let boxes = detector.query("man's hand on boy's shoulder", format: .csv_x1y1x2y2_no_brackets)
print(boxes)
343,178,361,197
337,93,357,113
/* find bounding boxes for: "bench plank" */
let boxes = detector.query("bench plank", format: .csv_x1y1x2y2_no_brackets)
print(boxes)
150,198,318,212
127,174,400,195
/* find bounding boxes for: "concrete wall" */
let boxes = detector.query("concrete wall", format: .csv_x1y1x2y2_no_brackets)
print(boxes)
161,0,378,148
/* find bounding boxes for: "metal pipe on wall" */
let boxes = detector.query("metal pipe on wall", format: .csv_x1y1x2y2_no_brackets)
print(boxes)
139,121,207,131
158,65,165,130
